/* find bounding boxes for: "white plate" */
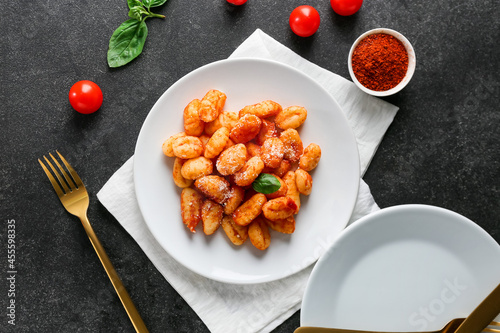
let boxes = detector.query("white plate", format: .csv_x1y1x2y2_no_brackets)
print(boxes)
134,58,360,284
301,204,500,330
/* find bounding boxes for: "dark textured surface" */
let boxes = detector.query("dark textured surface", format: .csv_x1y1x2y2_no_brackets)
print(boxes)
1,0,499,332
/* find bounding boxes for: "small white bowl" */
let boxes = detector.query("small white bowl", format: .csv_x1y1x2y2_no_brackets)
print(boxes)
348,28,416,97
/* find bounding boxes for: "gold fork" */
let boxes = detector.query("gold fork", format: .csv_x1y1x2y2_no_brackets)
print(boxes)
294,319,500,333
39,151,148,333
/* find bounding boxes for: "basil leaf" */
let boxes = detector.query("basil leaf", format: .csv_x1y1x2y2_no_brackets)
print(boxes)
146,0,168,7
127,0,142,10
128,6,148,21
107,19,148,68
252,174,281,194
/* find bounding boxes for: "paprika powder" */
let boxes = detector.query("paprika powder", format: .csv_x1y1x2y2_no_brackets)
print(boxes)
351,33,409,91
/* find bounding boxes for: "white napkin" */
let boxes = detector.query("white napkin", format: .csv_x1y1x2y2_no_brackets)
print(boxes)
97,29,398,333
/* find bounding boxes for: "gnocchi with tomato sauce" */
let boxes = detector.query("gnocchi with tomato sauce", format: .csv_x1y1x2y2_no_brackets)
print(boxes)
161,89,322,250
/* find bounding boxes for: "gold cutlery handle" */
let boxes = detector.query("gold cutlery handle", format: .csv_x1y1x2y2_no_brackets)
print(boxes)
455,282,500,333
80,215,149,333
294,317,466,333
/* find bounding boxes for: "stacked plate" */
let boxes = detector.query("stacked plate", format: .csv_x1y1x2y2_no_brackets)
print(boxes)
301,205,500,331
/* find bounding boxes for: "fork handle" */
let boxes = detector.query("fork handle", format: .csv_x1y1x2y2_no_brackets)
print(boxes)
79,215,149,333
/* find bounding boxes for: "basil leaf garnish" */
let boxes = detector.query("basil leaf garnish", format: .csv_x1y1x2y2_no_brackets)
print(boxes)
107,1,167,68
128,6,149,21
147,0,168,7
127,0,142,10
107,19,148,68
142,0,153,9
252,174,281,194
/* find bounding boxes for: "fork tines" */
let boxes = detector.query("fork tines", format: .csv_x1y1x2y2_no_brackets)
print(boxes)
38,151,84,196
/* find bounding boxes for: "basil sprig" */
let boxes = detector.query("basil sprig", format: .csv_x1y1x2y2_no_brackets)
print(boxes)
107,0,167,68
252,174,281,194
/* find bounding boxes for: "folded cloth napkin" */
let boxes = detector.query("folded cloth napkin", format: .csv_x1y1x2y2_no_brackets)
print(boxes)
97,29,398,333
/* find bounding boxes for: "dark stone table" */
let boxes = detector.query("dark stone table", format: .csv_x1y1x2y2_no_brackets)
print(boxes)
2,0,498,332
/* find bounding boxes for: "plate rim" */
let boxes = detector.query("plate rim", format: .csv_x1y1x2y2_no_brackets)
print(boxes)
133,57,361,284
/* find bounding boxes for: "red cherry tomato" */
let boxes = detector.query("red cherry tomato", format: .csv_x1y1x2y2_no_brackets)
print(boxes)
69,80,103,114
289,5,320,37
226,0,247,5
330,0,363,16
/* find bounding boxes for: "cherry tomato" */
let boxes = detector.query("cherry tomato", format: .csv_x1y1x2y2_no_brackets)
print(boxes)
226,0,247,5
330,0,363,16
289,5,320,37
68,80,103,114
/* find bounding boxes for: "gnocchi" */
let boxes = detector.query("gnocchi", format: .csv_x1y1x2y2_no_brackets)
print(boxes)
172,136,204,159
256,119,278,146
245,142,261,158
221,215,248,246
204,127,230,159
264,215,295,234
162,132,186,157
194,175,230,204
162,90,322,250
180,156,213,180
216,143,247,175
275,105,307,130
172,158,193,188
223,185,245,215
229,114,262,143
180,188,203,232
202,200,223,235
204,111,239,135
299,143,322,171
233,156,265,187
239,100,282,119
232,193,267,226
248,217,271,250
262,196,297,221
219,111,239,130
183,99,204,136
295,169,313,195
260,137,284,169
283,171,300,214
199,89,226,122
280,129,303,163
272,159,292,178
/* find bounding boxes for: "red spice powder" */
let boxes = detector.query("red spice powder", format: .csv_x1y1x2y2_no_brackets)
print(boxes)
351,33,409,91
